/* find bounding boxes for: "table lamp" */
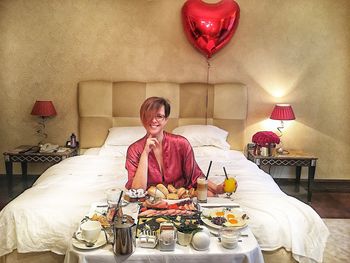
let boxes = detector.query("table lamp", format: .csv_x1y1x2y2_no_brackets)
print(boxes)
31,100,57,145
270,104,295,154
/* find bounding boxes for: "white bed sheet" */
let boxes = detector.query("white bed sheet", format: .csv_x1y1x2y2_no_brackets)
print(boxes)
0,147,329,263
0,155,126,256
194,147,329,263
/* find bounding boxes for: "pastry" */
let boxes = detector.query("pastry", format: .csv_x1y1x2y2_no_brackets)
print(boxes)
166,193,179,200
167,184,177,194
180,192,191,199
188,188,197,198
177,187,186,198
156,184,169,196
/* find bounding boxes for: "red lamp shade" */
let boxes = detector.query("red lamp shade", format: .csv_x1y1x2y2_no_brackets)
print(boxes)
270,104,295,120
31,101,57,117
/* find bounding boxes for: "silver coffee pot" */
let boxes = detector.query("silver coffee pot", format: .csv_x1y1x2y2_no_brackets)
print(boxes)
113,214,136,255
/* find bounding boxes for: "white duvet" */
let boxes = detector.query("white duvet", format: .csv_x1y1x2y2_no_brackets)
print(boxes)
0,147,329,263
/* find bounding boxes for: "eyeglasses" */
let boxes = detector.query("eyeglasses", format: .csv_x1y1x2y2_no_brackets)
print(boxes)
154,114,166,122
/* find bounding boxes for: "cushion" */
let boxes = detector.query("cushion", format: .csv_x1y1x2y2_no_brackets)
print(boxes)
172,125,230,150
99,145,129,157
104,126,146,146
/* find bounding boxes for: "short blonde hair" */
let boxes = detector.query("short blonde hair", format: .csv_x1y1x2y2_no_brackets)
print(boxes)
140,97,171,126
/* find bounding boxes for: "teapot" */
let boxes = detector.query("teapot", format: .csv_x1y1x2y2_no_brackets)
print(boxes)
113,214,136,255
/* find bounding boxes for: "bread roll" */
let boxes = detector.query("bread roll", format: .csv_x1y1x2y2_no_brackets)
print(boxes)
181,193,191,199
188,188,197,198
167,184,177,194
157,192,165,198
147,186,156,197
166,193,179,200
177,187,186,198
147,186,166,199
155,189,166,199
156,184,169,196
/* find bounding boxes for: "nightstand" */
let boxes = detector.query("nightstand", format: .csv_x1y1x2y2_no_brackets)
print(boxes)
3,146,78,196
247,149,317,203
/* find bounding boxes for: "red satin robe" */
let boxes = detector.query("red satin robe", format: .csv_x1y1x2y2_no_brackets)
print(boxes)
125,131,203,189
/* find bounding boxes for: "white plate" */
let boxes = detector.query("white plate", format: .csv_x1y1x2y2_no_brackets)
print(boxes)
165,197,191,204
144,197,191,205
201,207,248,229
72,231,107,250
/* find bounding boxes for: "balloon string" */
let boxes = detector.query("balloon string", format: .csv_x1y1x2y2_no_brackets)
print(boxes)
205,59,211,125
206,59,211,84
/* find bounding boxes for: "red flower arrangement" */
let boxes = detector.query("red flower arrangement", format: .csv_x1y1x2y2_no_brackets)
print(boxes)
252,131,280,146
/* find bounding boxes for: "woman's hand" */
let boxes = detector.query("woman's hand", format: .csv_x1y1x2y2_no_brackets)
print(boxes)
215,182,225,195
208,180,225,195
143,135,160,154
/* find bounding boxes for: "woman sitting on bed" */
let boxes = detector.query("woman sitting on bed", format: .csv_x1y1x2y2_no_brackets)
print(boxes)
125,96,224,196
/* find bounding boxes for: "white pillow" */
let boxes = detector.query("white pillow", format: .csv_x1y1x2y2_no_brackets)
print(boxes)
172,125,230,150
82,148,101,155
104,126,146,146
193,146,244,160
99,145,129,157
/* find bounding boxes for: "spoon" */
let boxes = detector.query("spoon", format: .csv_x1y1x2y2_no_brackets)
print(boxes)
73,232,95,247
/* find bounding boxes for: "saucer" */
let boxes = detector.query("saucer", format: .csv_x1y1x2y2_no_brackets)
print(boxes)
72,231,107,250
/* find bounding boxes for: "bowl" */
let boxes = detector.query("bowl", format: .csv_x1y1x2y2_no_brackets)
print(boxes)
219,226,240,249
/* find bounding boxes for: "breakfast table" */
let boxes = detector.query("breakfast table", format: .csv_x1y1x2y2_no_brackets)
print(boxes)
64,197,264,263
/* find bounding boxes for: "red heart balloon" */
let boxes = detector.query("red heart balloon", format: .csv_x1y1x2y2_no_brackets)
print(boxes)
182,0,240,59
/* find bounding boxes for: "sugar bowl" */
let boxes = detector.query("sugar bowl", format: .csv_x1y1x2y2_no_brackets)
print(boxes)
219,226,240,249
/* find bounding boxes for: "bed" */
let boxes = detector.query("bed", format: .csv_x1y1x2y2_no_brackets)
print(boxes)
0,81,329,263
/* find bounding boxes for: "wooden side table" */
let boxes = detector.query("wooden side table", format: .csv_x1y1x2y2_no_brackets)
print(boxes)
247,149,317,203
3,146,78,196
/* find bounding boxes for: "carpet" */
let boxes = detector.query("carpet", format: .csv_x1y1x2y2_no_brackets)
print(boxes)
322,219,350,263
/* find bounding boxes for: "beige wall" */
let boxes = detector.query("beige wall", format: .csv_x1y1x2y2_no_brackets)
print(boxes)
0,0,349,179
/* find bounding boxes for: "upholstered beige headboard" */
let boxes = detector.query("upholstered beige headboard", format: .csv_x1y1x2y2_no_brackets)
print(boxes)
78,81,247,150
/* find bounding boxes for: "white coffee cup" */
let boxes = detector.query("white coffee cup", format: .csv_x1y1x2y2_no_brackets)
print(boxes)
80,220,101,243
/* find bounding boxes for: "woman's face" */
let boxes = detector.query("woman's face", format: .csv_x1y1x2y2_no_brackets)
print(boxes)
145,105,168,137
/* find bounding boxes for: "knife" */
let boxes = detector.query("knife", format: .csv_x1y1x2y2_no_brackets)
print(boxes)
199,205,241,208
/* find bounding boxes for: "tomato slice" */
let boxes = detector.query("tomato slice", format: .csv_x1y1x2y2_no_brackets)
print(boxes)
168,204,179,210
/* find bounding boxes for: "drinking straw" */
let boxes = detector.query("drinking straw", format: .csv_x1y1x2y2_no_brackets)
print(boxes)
117,190,124,207
223,167,229,180
112,190,124,222
205,161,213,180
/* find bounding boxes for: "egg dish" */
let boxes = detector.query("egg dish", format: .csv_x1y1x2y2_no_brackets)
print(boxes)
201,207,248,228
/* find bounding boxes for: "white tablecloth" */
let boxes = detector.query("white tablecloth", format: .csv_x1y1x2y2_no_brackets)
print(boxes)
64,227,263,263
64,199,264,263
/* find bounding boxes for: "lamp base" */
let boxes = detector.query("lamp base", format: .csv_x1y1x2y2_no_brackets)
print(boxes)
35,117,48,145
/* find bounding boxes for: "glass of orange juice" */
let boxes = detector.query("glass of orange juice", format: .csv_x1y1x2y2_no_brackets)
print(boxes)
224,176,237,199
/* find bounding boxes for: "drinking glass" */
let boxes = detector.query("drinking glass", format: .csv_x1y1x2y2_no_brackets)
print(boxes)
197,176,208,203
224,176,237,200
